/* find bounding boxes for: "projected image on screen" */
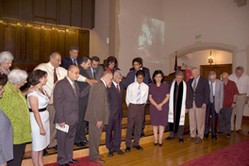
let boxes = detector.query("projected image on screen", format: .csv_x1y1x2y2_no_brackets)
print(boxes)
137,17,164,64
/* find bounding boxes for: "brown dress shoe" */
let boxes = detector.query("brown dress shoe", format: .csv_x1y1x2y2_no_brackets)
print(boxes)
195,137,202,144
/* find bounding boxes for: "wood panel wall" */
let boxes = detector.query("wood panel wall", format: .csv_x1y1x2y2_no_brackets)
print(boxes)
0,0,95,29
0,19,89,72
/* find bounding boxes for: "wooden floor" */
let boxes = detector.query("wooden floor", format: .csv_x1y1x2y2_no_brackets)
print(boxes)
21,118,249,166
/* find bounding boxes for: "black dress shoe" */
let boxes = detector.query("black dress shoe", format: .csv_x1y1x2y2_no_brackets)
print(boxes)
43,149,49,156
74,142,86,147
158,143,163,147
83,139,89,145
179,139,184,143
108,151,114,157
133,145,144,151
116,149,125,155
68,159,79,164
204,134,209,139
153,143,158,146
47,145,57,150
226,134,231,138
125,147,131,152
166,136,174,140
59,164,69,166
212,136,217,140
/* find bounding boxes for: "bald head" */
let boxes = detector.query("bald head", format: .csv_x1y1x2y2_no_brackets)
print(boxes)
68,65,80,81
101,71,113,88
50,52,61,68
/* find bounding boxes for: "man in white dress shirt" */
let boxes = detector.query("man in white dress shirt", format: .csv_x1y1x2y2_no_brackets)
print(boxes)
35,52,95,150
125,70,149,152
229,66,249,134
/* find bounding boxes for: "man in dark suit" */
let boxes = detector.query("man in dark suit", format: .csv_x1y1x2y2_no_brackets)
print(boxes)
85,71,113,164
106,70,125,157
186,67,209,144
54,65,81,166
61,46,81,70
87,56,104,80
74,57,92,147
123,57,152,87
123,57,152,137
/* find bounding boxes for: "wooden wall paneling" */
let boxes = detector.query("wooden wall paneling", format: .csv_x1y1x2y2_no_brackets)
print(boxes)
21,0,33,21
14,25,22,62
33,0,45,22
2,0,20,20
200,64,232,78
0,23,5,51
56,29,66,57
59,0,71,26
82,0,94,29
50,29,58,54
64,30,77,57
4,25,16,56
78,30,89,57
71,0,82,27
39,29,51,62
19,26,27,62
30,27,41,63
0,0,2,18
45,0,57,24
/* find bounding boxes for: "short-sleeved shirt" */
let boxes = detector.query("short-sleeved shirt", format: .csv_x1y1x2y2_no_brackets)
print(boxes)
223,79,239,108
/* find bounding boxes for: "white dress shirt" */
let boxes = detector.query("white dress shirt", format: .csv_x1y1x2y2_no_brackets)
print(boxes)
35,62,86,97
229,73,249,96
126,82,149,106
209,80,216,96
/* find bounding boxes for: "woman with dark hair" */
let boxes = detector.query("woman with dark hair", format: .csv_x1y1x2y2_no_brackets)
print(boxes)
27,69,50,166
0,74,13,166
149,70,170,146
103,56,118,73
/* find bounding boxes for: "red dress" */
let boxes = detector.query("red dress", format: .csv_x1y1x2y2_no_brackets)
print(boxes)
149,82,170,126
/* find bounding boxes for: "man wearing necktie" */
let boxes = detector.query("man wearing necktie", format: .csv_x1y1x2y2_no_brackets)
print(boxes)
106,70,125,157
61,46,80,70
125,70,149,152
186,68,209,144
204,71,223,140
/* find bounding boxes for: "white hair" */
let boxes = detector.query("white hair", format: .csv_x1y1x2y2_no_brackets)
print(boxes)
8,69,28,85
0,51,14,64
114,70,123,77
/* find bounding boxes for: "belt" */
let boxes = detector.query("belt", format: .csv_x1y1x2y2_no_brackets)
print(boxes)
29,108,47,112
238,93,246,95
130,103,146,106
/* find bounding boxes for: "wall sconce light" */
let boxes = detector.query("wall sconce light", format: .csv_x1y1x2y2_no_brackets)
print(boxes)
208,50,214,65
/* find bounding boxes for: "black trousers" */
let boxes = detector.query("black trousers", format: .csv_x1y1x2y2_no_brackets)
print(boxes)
106,115,122,152
57,124,77,165
74,103,87,143
7,143,26,166
204,102,218,136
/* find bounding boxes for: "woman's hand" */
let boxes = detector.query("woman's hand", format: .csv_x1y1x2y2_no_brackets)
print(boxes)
40,127,46,135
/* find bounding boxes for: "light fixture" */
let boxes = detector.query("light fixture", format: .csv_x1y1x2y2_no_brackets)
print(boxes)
208,50,214,65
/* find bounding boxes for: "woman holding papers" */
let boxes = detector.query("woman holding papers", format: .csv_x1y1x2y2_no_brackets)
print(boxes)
27,69,50,166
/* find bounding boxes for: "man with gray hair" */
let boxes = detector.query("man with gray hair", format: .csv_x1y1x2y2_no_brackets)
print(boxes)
204,71,223,140
186,67,209,144
106,70,125,157
0,51,14,75
229,66,249,134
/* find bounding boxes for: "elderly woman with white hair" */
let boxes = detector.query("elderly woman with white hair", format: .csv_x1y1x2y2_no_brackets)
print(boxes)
0,69,31,166
0,51,14,75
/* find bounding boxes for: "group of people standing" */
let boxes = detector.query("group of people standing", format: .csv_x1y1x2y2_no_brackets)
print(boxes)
0,46,248,166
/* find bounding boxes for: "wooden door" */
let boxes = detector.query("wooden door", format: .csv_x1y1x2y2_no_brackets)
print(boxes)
200,64,232,79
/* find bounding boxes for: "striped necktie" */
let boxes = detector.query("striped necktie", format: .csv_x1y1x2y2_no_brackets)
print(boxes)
136,85,141,103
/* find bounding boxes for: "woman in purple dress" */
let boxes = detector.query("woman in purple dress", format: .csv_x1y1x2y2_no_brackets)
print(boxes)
149,70,170,146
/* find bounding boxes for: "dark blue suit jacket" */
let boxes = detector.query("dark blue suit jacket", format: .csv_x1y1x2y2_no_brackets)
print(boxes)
108,82,124,119
123,67,152,88
61,56,81,70
186,76,210,109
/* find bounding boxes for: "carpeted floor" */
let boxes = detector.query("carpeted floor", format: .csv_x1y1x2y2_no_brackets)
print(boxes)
44,156,101,166
181,138,249,166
